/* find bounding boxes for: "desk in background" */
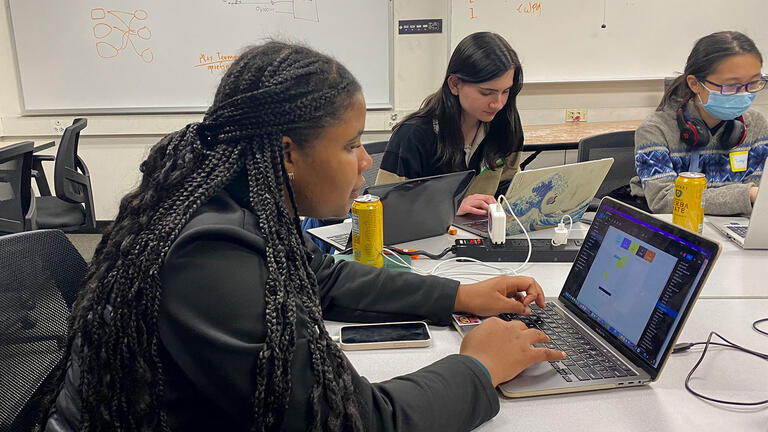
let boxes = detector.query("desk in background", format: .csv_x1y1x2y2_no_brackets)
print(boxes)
0,140,56,195
0,140,54,153
520,120,642,169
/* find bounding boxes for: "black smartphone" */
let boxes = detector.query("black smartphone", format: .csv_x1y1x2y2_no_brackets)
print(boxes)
338,321,432,351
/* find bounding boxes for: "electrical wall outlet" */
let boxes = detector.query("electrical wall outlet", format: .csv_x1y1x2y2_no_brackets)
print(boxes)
565,109,587,122
50,119,67,134
386,112,399,129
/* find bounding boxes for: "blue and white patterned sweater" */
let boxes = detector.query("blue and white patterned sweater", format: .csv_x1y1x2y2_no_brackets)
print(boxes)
630,100,768,215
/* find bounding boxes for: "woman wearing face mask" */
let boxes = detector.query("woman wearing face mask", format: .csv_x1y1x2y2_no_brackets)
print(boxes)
631,31,768,215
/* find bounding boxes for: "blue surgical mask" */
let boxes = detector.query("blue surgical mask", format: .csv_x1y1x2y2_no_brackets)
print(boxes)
697,85,756,120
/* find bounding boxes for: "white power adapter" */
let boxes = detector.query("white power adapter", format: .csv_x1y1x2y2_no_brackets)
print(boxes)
487,203,506,244
552,221,569,246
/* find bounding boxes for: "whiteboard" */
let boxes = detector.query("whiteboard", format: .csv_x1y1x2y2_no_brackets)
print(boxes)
9,0,392,113
450,0,768,82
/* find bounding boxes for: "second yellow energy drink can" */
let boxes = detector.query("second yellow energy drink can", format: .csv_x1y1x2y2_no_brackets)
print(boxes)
672,172,707,234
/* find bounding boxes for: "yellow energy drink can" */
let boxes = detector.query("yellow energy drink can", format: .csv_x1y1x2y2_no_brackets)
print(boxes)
351,194,383,268
672,172,707,234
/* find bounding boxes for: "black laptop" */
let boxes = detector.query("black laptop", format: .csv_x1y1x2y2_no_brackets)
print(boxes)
307,170,474,248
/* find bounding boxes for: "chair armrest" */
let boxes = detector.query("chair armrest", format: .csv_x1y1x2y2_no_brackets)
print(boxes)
33,154,55,162
32,140,56,153
75,155,91,176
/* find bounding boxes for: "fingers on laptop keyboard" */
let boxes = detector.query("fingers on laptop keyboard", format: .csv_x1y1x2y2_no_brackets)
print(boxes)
525,328,549,344
508,320,528,331
534,346,567,362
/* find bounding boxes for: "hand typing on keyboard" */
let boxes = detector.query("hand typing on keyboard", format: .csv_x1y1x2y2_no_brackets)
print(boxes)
501,304,637,382
453,275,546,317
460,316,567,386
454,276,569,385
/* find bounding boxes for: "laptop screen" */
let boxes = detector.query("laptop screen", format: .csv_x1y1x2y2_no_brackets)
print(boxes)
560,200,718,373
365,170,474,245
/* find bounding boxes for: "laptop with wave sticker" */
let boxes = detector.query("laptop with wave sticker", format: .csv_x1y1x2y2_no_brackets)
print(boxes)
454,158,613,237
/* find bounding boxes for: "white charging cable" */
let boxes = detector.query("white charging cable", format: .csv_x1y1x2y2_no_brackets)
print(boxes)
497,194,532,273
380,247,519,278
381,248,430,274
486,202,507,244
552,214,573,246
378,195,533,278
429,256,519,277
550,215,591,246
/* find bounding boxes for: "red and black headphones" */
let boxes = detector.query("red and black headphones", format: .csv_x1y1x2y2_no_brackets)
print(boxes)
676,94,747,149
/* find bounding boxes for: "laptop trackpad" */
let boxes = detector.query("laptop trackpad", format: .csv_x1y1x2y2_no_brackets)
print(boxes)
506,361,559,386
516,361,556,379
499,362,567,393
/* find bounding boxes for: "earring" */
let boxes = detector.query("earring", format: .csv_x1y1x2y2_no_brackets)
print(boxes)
287,172,295,182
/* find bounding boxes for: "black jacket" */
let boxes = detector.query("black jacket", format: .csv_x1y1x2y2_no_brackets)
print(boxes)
46,191,499,431
377,116,521,198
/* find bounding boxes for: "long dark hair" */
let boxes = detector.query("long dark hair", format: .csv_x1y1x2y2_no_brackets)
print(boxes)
658,31,763,111
42,42,363,431
398,31,524,171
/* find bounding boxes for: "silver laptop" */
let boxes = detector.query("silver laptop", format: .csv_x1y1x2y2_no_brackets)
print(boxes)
711,159,768,249
454,158,613,238
306,219,354,251
452,197,721,397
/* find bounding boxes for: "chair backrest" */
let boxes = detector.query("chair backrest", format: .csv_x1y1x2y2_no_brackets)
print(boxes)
53,118,89,204
361,140,388,193
53,118,96,229
0,142,35,234
0,230,87,430
577,130,637,198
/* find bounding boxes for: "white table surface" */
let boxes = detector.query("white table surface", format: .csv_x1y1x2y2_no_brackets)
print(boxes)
328,298,768,432
393,214,767,299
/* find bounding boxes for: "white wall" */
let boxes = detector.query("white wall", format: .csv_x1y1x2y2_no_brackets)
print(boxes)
1,0,766,220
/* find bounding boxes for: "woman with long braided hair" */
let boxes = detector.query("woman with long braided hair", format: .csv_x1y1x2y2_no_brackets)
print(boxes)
42,42,565,431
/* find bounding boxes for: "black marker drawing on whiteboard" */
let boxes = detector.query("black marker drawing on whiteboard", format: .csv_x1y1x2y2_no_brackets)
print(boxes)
221,0,319,22
601,0,607,28
91,8,153,63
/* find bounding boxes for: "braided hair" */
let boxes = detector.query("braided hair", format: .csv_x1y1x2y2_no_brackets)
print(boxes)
44,42,364,431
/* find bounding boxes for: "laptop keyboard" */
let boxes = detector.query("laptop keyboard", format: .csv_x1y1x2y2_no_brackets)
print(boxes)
500,303,638,382
328,232,351,246
726,225,748,239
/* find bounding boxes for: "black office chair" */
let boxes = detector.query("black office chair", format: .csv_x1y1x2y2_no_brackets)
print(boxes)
0,141,37,234
577,130,649,212
0,230,87,430
33,118,96,231
361,140,388,191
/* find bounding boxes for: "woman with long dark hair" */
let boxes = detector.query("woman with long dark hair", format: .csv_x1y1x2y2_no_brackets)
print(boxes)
41,42,564,431
631,31,768,215
377,32,525,216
